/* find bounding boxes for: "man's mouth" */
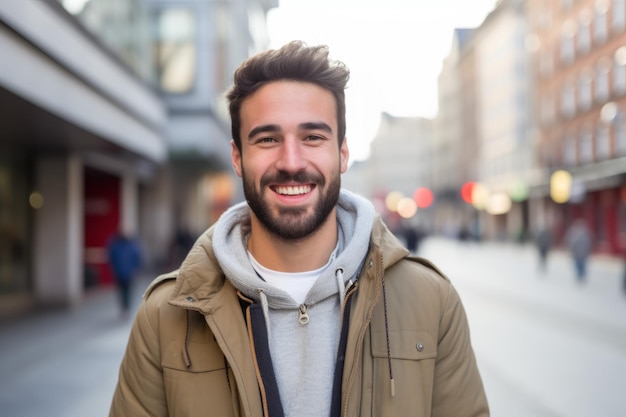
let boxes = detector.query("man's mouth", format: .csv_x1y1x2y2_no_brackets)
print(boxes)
273,185,312,195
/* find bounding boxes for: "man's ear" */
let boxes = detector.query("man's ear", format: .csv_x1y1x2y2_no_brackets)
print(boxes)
340,137,349,174
231,140,243,177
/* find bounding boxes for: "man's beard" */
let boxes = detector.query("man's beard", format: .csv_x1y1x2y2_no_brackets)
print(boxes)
242,168,341,240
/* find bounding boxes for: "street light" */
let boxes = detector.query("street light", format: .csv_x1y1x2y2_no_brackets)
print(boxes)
550,170,572,204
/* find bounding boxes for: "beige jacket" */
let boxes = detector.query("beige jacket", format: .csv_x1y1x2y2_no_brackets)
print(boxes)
109,217,489,416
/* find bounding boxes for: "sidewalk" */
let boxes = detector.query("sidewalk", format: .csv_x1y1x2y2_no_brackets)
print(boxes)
418,237,626,343
0,273,153,417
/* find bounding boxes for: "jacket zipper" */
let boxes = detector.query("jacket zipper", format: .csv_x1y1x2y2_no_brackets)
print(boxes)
298,304,309,324
343,253,384,417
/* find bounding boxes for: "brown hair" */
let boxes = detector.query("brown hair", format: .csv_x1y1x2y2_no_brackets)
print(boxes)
226,40,350,151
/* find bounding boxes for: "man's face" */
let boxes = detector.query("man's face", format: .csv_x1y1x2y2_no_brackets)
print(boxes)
232,81,349,240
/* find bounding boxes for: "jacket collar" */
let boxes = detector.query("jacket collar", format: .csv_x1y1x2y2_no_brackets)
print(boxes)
167,214,409,313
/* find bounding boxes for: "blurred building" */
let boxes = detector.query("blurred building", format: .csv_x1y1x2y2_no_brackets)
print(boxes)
354,113,433,231
435,0,537,242
434,28,475,237
528,0,626,254
0,0,276,317
473,0,536,241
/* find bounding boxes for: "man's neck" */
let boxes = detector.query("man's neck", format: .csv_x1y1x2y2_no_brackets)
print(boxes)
247,212,338,273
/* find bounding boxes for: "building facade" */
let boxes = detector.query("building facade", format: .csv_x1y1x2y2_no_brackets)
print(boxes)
528,0,626,254
0,0,276,317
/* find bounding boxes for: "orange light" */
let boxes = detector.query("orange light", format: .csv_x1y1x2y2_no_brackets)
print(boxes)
413,187,434,208
461,182,475,204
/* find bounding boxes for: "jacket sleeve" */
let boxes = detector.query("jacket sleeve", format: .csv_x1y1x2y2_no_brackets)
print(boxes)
432,281,489,417
109,289,169,417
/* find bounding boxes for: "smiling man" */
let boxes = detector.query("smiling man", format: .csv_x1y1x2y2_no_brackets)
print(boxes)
109,41,489,417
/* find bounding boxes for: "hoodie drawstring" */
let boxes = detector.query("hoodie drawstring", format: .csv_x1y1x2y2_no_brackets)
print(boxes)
257,289,271,339
335,267,345,309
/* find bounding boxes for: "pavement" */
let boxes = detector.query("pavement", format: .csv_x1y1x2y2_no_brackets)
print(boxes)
417,238,626,417
0,239,623,417
0,274,151,417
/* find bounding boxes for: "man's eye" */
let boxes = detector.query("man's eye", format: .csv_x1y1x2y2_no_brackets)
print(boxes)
304,135,323,141
256,137,276,144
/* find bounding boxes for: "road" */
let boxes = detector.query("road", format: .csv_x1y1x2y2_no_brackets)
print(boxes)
0,238,624,416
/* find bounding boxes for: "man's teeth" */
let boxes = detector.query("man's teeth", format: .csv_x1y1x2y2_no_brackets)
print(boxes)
276,185,311,195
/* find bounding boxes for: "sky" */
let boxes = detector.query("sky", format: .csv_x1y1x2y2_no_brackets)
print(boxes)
266,0,497,161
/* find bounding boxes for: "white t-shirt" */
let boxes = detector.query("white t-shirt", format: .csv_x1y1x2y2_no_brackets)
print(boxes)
247,246,338,305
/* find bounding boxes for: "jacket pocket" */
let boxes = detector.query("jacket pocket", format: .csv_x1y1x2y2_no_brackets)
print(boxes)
371,330,436,360
369,330,437,416
162,340,236,416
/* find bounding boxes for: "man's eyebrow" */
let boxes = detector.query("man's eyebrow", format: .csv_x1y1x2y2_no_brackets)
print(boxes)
299,122,333,133
247,124,281,140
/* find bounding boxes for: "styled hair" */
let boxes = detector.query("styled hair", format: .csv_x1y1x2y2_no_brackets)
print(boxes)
226,40,350,151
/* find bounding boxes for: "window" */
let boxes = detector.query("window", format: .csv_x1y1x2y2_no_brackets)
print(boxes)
561,81,576,117
596,125,611,159
595,60,610,101
564,133,578,165
578,12,592,54
594,6,608,44
580,127,594,163
616,111,626,154
614,47,626,94
155,8,196,93
578,72,593,111
612,0,626,33
561,21,576,64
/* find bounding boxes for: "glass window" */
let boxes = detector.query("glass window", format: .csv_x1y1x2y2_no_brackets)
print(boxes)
564,133,578,166
614,46,626,95
612,0,626,33
0,147,31,296
155,8,196,93
594,8,608,44
561,81,576,117
596,125,611,159
578,72,592,111
561,21,576,64
580,127,594,163
578,12,592,54
616,111,626,154
595,62,610,101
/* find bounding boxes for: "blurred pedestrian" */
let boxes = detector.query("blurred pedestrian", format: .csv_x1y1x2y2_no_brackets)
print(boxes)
535,227,552,273
109,41,488,417
565,219,592,282
168,228,195,269
107,230,142,318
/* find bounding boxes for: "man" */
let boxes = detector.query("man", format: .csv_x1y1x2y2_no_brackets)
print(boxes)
109,41,489,417
107,230,142,318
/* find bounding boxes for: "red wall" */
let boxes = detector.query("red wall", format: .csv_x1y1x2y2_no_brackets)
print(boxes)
84,168,120,285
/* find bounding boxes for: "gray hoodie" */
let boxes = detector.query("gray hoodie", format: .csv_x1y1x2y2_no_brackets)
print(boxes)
212,189,375,417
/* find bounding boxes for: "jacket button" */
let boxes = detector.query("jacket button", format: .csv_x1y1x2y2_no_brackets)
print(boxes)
186,296,195,302
368,259,373,268
416,343,424,352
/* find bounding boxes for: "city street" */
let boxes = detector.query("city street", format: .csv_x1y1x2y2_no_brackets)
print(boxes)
419,238,626,417
0,238,624,417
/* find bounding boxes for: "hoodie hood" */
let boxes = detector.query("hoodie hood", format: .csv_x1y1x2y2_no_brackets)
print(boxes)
211,189,375,308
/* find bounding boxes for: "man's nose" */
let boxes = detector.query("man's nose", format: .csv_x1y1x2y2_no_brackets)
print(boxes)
275,139,307,172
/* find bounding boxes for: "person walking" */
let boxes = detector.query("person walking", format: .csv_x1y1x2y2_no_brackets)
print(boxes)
109,41,488,417
535,226,552,273
107,230,142,318
565,219,592,282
